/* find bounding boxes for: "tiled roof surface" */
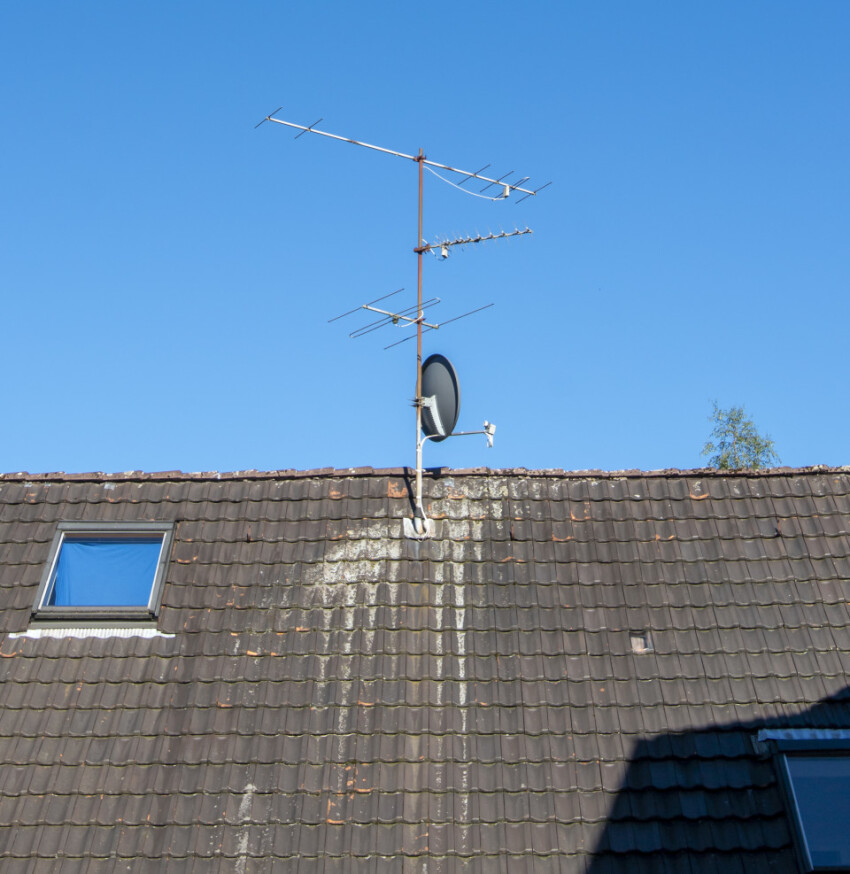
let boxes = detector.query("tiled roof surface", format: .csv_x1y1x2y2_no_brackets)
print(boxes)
0,466,849,872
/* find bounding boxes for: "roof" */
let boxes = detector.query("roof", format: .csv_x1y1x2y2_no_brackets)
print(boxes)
1,465,850,872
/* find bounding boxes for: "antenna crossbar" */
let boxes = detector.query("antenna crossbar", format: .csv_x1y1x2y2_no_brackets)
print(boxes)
455,164,490,187
351,300,440,338
362,303,437,327
344,298,441,339
261,112,550,198
383,303,494,349
328,288,404,323
480,170,514,193
516,181,552,204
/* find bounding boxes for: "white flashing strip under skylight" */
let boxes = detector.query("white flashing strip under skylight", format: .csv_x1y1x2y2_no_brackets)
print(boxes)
9,628,175,639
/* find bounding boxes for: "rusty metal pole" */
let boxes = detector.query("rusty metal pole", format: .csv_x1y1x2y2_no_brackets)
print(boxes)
414,149,425,530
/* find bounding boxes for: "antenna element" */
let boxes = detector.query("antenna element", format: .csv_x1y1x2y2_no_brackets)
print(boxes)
261,113,547,536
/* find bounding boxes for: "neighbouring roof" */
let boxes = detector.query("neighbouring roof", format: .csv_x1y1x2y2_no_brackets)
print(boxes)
1,465,850,872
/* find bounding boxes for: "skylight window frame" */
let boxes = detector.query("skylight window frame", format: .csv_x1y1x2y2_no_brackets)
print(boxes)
761,732,850,873
33,521,174,622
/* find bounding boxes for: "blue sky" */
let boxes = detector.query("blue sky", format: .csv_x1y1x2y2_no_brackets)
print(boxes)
2,3,848,474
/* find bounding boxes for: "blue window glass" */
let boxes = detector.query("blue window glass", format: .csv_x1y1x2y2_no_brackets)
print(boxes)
47,536,164,608
786,756,850,869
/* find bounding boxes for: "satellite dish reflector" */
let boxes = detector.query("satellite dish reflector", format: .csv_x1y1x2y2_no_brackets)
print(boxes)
420,353,461,442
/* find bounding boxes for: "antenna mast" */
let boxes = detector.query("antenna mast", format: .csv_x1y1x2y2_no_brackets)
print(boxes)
415,148,426,532
259,110,548,534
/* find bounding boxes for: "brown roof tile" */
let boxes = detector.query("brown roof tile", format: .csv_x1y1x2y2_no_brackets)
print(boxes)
0,468,849,868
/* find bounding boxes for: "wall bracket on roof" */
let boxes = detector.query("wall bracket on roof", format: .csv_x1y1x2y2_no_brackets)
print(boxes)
402,515,435,539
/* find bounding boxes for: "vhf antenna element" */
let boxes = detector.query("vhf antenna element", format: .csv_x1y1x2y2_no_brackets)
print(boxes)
259,109,549,536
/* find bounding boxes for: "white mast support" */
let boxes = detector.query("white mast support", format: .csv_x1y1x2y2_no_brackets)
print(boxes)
264,115,539,198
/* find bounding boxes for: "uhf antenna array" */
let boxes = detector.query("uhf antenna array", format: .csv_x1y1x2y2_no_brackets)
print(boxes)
258,109,549,536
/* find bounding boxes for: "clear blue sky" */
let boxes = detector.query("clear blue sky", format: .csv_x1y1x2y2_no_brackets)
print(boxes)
2,3,848,474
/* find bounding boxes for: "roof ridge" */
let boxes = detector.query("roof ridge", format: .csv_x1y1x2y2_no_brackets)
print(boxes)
0,464,846,483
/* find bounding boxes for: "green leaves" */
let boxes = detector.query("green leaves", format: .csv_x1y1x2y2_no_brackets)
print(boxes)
702,402,779,470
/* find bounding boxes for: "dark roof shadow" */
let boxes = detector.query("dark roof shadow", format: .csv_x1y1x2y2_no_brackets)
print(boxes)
585,686,850,874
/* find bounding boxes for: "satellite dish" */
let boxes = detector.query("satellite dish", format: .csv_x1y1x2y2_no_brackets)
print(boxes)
420,353,461,442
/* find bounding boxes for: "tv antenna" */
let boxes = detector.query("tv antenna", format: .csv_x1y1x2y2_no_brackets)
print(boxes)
259,109,549,536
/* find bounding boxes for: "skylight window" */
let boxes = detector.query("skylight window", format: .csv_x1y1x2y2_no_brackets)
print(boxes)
782,755,850,871
758,730,850,872
34,522,173,619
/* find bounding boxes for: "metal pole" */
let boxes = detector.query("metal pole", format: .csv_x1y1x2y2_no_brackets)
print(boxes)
415,149,425,530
